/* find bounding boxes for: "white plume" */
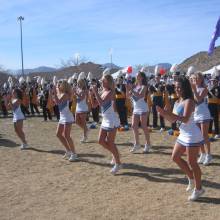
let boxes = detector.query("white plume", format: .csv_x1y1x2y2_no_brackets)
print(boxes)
53,76,57,85
170,64,178,73
68,77,74,84
26,76,31,83
103,68,110,76
19,77,25,84
78,72,86,80
187,66,196,76
154,65,159,75
40,78,45,86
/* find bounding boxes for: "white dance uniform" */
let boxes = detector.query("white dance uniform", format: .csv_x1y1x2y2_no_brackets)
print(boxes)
131,86,148,115
194,87,211,123
12,99,25,123
101,100,120,131
76,96,88,113
173,101,204,147
58,100,74,124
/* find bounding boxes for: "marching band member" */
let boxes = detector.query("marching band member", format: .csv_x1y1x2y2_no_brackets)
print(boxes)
115,77,128,128
89,79,100,124
149,73,166,131
208,76,220,138
29,83,40,115
40,83,52,121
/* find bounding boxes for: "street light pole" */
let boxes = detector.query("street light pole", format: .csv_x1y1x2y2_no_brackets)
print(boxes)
17,16,24,76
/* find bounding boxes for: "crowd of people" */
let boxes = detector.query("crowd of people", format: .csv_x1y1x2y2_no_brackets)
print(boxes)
0,67,220,201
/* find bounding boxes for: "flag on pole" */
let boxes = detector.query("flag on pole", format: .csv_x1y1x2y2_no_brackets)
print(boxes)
208,16,220,56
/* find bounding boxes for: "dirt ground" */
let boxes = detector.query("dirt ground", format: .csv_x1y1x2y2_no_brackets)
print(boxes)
0,116,220,220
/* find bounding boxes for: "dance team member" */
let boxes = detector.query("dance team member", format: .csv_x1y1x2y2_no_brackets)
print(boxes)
74,79,89,143
191,72,212,165
126,71,151,153
10,88,28,150
91,74,122,175
157,76,205,201
53,80,77,162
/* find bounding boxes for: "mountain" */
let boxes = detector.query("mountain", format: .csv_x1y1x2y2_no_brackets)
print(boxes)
15,66,57,75
102,63,121,69
27,62,119,80
178,46,220,72
157,63,172,70
2,45,220,84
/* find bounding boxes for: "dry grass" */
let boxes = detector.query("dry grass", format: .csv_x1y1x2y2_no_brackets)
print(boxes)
0,117,220,220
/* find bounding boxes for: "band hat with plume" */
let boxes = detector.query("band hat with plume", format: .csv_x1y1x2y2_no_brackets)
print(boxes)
68,77,74,84
53,76,57,85
170,64,179,73
8,76,13,83
78,72,86,80
154,65,160,75
37,77,41,84
40,78,45,86
87,72,94,81
9,81,13,89
187,66,196,76
212,66,220,77
103,68,110,76
19,77,25,84
140,66,148,73
26,76,31,83
72,73,78,80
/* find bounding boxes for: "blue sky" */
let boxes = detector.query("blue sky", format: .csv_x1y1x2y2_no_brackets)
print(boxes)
0,0,220,70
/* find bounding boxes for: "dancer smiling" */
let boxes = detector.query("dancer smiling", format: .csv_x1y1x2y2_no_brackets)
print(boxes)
91,74,122,175
53,80,77,162
126,71,151,153
190,72,212,165
74,79,89,143
157,76,205,201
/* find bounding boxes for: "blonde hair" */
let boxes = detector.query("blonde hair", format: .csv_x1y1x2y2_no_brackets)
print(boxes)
192,71,205,87
103,74,115,90
77,79,87,90
59,80,72,95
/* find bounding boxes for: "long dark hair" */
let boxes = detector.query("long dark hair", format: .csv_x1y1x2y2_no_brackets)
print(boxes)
176,76,194,100
138,71,147,86
14,89,23,100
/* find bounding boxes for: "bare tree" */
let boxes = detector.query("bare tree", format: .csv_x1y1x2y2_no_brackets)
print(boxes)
59,54,88,68
134,63,149,71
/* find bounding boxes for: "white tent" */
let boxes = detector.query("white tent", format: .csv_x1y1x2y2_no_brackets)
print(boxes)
112,70,123,79
202,65,220,75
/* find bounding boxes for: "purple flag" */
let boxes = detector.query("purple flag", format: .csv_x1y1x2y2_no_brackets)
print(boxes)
208,16,220,56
